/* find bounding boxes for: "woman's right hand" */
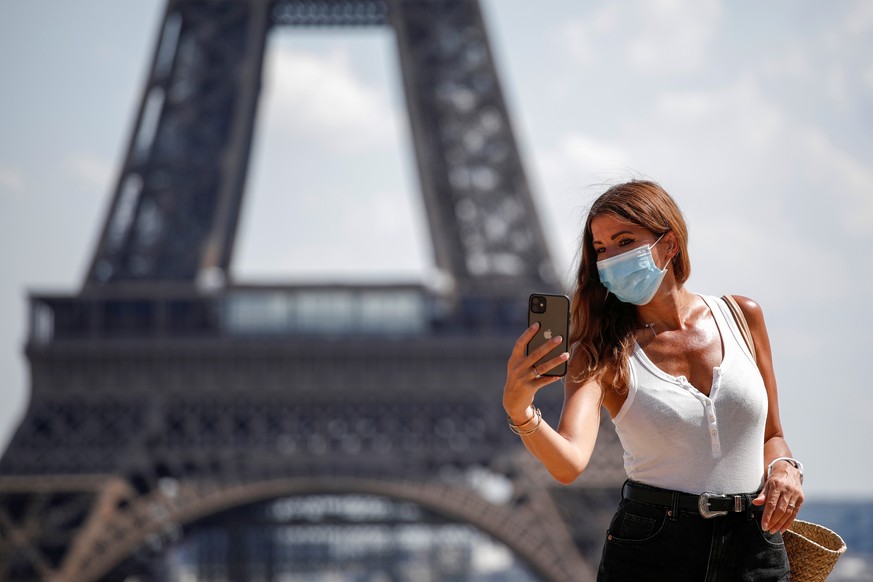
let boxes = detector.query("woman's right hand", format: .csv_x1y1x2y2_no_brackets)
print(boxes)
503,322,570,425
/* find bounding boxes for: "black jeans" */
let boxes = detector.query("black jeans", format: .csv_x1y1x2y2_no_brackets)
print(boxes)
597,483,790,581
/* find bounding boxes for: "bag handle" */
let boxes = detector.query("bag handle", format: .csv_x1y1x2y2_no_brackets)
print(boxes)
722,295,756,362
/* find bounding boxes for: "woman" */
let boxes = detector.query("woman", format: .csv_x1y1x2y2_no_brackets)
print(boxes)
502,181,803,581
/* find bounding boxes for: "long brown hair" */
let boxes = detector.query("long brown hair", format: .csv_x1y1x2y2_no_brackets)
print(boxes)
569,180,691,393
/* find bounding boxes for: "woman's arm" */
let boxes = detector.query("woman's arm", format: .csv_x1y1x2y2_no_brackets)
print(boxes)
735,296,804,534
503,323,605,484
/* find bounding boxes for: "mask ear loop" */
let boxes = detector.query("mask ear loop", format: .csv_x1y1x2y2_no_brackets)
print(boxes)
651,232,671,271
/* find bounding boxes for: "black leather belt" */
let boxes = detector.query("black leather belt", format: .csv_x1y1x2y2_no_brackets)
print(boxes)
622,480,755,519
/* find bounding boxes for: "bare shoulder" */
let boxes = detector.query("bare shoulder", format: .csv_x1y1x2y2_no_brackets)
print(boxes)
728,294,766,328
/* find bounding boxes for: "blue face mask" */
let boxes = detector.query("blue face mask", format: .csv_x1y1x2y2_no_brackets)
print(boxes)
596,234,667,305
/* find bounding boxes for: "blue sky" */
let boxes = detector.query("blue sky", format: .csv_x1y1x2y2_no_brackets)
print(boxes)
1,0,872,497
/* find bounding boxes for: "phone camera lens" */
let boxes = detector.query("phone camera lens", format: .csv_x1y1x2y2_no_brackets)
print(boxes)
531,295,547,314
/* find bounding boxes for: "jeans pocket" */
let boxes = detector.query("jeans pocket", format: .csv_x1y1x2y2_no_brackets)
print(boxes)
751,509,786,548
618,513,658,540
754,524,786,548
608,503,668,543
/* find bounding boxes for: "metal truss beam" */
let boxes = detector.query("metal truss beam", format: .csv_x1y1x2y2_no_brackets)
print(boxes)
83,0,557,291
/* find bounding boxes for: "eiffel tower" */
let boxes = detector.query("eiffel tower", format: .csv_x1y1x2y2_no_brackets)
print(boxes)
0,1,625,580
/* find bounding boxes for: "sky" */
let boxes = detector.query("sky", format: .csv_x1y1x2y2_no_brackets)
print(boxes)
1,0,872,498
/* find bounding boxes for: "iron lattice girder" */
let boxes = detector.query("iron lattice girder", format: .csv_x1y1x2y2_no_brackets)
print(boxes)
86,0,271,284
391,0,556,286
54,476,594,582
4,289,546,478
85,0,556,289
271,0,389,26
0,478,104,581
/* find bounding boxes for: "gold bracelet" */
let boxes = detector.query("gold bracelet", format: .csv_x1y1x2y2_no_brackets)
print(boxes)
507,407,542,436
508,406,537,430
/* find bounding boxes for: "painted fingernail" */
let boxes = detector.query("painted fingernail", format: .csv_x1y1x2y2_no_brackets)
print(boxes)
560,352,570,360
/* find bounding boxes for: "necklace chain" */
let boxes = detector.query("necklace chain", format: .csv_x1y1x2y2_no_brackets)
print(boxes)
643,322,658,338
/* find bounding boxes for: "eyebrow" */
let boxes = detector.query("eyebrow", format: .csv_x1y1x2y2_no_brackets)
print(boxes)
592,230,635,245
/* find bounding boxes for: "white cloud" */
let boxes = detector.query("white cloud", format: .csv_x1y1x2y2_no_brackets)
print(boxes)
265,188,427,280
653,77,786,152
867,256,873,292
556,0,722,74
864,67,873,92
63,153,114,189
554,5,620,66
555,20,596,67
654,91,717,119
690,211,850,306
625,0,722,74
557,134,633,171
826,65,849,105
0,165,26,196
794,126,873,237
845,0,873,35
759,44,812,79
262,45,403,154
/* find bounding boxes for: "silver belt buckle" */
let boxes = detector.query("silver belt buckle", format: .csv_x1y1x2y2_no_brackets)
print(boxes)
698,492,729,518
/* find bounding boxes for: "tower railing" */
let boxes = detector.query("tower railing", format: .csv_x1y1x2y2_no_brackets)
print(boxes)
28,284,532,345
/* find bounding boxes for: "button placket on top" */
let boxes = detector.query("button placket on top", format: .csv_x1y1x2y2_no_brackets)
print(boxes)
676,368,724,457
631,333,728,459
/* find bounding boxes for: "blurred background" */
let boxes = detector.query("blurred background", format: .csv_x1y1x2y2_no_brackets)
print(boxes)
1,0,871,580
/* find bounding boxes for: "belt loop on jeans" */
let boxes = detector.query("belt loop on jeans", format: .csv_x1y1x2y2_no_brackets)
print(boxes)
669,491,680,522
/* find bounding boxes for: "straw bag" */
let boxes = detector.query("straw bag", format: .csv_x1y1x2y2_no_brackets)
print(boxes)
783,520,848,582
722,295,848,581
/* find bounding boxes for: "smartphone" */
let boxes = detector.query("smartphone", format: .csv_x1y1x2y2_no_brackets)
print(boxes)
526,293,570,377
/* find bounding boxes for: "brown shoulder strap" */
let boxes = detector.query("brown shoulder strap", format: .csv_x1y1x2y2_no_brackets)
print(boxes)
722,295,757,362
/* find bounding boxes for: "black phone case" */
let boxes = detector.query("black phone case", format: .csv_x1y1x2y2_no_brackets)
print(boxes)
526,293,570,377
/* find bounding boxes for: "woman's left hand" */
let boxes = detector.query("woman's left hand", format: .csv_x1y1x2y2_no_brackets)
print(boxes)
752,461,804,534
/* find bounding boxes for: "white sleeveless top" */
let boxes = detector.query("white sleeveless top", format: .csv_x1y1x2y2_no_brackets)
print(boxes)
612,295,767,494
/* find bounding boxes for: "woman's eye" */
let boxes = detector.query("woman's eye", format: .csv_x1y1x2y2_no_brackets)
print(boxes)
617,238,634,247
594,247,605,254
